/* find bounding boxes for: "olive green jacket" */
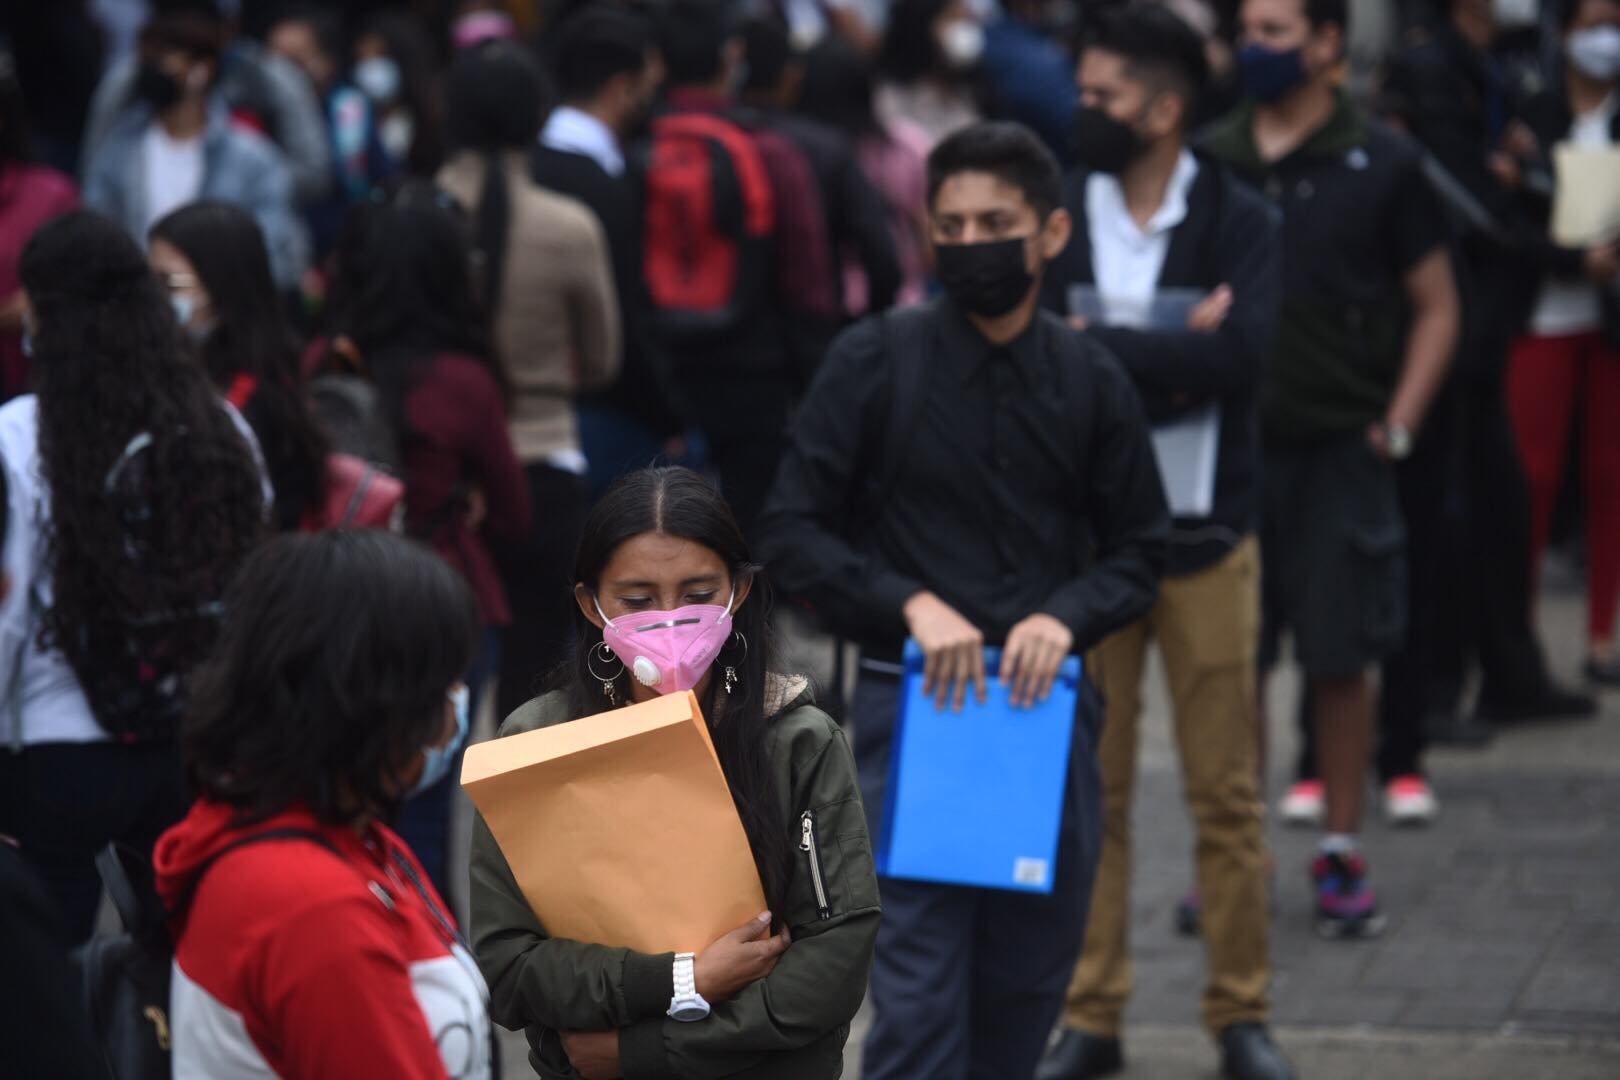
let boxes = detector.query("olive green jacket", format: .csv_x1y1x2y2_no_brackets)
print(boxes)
468,679,881,1079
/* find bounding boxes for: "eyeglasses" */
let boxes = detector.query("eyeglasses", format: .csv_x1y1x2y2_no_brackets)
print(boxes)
159,271,200,292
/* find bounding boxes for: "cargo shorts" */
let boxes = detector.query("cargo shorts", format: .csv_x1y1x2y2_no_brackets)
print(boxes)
1258,436,1408,678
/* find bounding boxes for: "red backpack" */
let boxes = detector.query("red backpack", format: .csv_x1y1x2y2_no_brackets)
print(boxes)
640,111,776,342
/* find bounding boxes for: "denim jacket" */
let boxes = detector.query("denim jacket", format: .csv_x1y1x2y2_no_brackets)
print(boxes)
83,98,309,290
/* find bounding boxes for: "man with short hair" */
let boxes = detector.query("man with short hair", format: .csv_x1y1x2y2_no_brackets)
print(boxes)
648,0,838,539
739,14,902,316
1203,0,1458,937
1035,6,1292,1078
83,10,309,290
533,6,691,502
760,121,1169,1080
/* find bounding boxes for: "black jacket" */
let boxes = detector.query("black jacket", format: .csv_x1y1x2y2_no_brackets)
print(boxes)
1515,87,1620,344
530,144,690,439
745,108,903,316
1042,154,1280,576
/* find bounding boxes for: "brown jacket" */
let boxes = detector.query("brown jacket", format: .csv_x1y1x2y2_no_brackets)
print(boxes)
439,150,621,466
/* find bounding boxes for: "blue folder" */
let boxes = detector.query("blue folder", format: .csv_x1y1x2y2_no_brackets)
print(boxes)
876,639,1082,893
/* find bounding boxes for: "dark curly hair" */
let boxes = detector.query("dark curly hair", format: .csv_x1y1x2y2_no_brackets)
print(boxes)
19,211,266,733
149,201,330,531
184,530,480,825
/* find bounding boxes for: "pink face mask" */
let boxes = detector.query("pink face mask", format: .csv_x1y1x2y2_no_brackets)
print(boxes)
596,586,735,694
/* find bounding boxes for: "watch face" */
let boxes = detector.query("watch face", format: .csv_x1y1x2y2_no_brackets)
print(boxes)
670,1003,710,1022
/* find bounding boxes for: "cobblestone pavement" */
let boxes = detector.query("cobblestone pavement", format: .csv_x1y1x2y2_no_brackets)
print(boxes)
483,587,1620,1078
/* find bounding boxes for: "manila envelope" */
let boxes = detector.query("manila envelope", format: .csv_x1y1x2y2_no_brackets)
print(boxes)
460,691,766,955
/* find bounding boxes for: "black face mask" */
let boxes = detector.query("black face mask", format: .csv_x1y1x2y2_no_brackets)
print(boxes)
935,236,1036,317
1072,104,1146,175
134,64,184,111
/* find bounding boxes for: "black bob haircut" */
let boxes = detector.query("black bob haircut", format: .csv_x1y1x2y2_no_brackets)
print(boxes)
1086,4,1210,104
183,530,480,826
549,6,655,102
656,0,738,86
927,121,1065,220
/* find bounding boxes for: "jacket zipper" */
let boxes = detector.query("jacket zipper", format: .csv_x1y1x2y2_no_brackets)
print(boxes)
800,810,831,919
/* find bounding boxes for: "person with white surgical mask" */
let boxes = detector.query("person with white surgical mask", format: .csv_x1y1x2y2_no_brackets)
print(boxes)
1504,0,1620,686
874,0,987,148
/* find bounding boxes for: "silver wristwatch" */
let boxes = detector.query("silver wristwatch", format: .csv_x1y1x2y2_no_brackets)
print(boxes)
668,952,711,1022
1384,422,1414,461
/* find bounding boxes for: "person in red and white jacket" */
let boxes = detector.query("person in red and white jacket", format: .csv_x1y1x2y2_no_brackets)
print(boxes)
153,530,492,1079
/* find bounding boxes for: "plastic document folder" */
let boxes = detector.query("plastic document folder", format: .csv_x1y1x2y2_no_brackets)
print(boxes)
461,691,766,954
877,640,1081,893
1068,285,1221,517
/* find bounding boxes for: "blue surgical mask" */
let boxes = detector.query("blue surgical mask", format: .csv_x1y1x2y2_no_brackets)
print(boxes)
1237,43,1309,103
171,293,197,328
410,685,470,797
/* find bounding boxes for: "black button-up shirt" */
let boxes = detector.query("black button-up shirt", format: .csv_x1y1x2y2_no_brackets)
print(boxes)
760,298,1169,658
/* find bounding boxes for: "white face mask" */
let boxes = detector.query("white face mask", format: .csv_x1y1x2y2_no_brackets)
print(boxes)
1492,0,1540,29
1569,25,1620,81
353,55,402,104
938,20,986,70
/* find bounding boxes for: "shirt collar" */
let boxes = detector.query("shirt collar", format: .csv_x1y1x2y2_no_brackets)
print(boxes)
539,105,624,177
1087,148,1200,242
939,297,1045,389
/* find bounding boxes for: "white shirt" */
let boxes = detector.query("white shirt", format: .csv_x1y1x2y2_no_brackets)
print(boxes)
540,106,624,179
142,124,206,235
0,396,271,746
1530,91,1619,337
1084,150,1201,325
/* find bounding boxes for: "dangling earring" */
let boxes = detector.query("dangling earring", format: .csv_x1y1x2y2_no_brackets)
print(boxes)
588,641,624,706
723,631,747,696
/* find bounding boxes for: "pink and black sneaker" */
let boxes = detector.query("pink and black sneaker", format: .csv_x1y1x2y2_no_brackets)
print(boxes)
1310,851,1386,939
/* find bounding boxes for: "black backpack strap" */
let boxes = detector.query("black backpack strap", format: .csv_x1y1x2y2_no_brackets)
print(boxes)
864,300,936,517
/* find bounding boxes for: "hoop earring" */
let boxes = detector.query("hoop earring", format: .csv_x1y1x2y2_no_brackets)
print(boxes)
588,642,624,706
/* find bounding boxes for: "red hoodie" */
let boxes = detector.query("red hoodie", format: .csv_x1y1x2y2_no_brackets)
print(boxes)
153,800,492,1080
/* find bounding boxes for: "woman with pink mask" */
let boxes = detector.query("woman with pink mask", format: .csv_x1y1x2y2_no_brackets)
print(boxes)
469,467,879,1080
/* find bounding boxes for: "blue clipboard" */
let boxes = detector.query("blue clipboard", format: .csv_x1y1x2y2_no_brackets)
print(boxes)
876,638,1081,893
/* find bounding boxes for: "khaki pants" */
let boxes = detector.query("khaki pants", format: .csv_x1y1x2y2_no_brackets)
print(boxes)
1063,536,1269,1037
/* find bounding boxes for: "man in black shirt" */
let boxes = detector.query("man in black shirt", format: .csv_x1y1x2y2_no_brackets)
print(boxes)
1203,0,1458,938
1036,8,1291,1079
759,122,1169,1080
533,7,690,499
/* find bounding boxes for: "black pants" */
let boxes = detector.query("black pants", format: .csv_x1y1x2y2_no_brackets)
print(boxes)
495,464,589,723
851,671,1101,1080
0,740,187,944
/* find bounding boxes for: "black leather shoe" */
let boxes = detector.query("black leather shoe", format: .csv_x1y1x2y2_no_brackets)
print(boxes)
1035,1028,1123,1080
1219,1023,1295,1080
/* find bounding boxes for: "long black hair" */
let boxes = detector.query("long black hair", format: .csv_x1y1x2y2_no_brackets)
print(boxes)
559,467,795,915
184,530,480,825
445,39,549,326
18,211,265,708
149,201,329,531
358,12,448,176
323,181,504,453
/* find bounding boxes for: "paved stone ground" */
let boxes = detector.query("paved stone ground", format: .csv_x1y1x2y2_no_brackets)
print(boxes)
477,584,1620,1077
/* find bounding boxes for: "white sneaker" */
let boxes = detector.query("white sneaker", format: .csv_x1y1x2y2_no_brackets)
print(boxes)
1384,774,1438,826
1280,779,1325,827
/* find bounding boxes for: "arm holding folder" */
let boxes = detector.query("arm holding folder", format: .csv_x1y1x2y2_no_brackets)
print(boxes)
468,689,880,1079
